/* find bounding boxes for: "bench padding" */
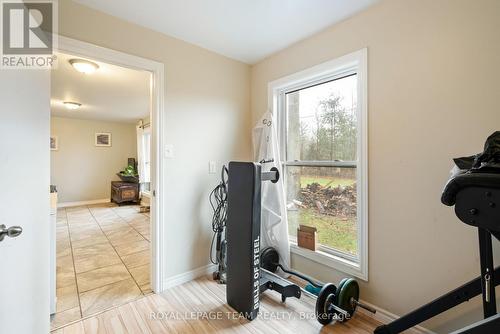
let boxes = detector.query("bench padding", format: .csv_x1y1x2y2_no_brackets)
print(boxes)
441,173,500,206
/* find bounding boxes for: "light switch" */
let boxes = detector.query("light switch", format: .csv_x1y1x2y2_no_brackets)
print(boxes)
164,144,174,159
209,161,216,174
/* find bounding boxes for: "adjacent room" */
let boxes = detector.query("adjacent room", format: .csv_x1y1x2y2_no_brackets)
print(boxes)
1,1,499,334
49,53,153,328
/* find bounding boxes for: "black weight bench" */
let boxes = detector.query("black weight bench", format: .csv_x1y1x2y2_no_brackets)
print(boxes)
375,172,500,334
225,161,295,320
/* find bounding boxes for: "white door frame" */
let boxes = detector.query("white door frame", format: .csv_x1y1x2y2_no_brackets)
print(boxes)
57,36,166,293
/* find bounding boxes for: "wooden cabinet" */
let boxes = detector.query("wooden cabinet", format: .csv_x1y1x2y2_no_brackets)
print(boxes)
111,181,140,204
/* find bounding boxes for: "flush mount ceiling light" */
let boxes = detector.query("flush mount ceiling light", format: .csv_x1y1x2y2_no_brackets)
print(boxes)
63,101,82,110
69,58,99,74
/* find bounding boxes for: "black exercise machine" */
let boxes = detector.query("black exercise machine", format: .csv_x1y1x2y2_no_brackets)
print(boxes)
374,172,500,334
225,161,375,324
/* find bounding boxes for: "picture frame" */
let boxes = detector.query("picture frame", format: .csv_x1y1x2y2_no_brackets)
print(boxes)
50,136,58,151
95,132,112,147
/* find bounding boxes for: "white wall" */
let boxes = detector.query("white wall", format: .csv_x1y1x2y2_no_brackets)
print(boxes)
250,0,500,332
50,117,137,203
58,0,251,279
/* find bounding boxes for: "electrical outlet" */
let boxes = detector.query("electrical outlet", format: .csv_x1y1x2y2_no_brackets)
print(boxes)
209,161,216,174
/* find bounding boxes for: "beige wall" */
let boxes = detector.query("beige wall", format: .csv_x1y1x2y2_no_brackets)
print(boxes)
251,0,500,332
58,0,500,332
58,1,251,278
51,117,137,203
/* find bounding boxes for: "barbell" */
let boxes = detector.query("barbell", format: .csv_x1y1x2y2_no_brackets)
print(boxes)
260,247,375,325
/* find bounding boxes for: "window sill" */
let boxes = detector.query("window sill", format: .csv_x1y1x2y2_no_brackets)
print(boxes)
290,243,367,281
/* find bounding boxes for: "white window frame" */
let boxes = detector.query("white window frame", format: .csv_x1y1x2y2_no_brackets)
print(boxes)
268,49,368,280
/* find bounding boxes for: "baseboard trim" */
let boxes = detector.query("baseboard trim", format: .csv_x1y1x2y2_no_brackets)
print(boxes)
357,299,436,334
58,198,110,208
163,265,435,334
287,268,435,334
163,264,217,290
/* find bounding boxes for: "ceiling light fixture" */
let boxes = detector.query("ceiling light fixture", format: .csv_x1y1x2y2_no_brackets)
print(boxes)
69,58,99,74
63,101,82,110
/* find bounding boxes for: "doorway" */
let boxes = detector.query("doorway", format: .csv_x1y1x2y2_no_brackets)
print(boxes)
49,37,165,329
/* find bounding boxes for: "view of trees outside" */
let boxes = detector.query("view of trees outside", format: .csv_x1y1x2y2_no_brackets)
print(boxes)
285,75,359,255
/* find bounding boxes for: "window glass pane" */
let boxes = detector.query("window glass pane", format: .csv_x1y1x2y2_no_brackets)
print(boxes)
141,182,151,192
286,75,357,162
142,133,151,183
286,166,358,255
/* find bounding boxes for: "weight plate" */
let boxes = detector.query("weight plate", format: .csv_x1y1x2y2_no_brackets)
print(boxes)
335,278,348,305
315,283,337,325
336,278,359,322
260,247,280,273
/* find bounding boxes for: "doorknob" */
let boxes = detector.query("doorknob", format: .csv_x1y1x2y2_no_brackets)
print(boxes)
0,224,23,242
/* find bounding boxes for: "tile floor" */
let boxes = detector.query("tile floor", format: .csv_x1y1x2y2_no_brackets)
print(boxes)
51,203,151,330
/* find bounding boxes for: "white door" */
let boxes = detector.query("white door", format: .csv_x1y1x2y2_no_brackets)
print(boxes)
0,70,51,333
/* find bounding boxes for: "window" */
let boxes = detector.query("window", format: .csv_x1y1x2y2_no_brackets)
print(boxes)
141,129,151,192
271,49,367,279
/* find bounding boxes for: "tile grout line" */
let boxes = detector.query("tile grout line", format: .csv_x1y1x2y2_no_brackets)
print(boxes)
113,206,151,242
72,244,149,276
50,291,150,332
67,206,132,319
60,207,84,320
88,205,149,296
74,261,125,276
79,275,133,295
110,206,152,287
56,203,150,327
66,207,84,319
112,209,151,291
68,223,149,273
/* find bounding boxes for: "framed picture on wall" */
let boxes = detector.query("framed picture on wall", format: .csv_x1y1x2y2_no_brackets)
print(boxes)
50,136,58,151
95,133,112,147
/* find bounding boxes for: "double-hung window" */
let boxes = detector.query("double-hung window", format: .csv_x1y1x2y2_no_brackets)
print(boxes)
271,49,368,279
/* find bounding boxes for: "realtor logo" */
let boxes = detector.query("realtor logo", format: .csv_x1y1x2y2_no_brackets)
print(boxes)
1,0,57,69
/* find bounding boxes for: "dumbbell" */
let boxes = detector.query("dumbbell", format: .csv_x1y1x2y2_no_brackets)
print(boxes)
316,278,375,324
260,247,375,325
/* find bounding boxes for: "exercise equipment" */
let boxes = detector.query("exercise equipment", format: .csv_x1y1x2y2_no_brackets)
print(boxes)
210,166,229,284
260,247,323,289
261,246,374,324
225,161,374,325
304,284,322,295
374,171,500,334
225,161,281,320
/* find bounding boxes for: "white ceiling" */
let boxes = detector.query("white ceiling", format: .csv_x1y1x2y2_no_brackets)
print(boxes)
51,52,151,123
73,0,379,64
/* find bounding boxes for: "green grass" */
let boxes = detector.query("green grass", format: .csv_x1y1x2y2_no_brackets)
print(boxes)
288,208,358,255
299,175,355,188
290,175,358,255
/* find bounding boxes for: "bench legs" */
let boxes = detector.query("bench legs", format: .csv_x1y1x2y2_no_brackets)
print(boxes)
374,230,500,334
478,228,497,318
